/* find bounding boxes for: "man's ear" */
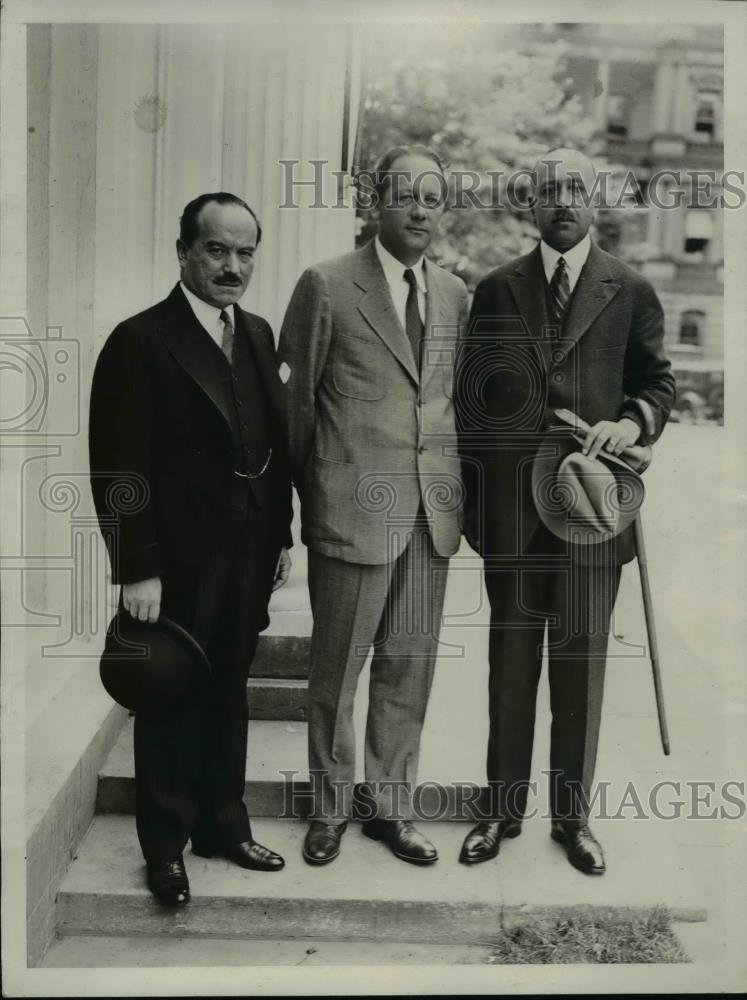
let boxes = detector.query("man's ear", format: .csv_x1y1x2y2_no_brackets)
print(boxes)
176,238,188,267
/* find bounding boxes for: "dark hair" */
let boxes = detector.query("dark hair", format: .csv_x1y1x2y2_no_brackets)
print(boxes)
179,192,262,247
372,144,448,196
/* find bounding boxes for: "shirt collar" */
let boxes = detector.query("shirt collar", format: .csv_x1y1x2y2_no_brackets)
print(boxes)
374,236,427,293
180,281,235,330
539,233,592,281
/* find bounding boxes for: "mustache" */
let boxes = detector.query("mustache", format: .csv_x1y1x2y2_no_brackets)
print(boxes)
214,277,242,286
552,211,577,222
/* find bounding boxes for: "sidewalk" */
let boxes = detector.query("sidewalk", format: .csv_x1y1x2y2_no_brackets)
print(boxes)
348,425,744,964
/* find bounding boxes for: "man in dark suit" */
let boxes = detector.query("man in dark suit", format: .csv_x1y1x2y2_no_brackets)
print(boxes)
278,146,469,867
89,193,293,905
456,149,675,874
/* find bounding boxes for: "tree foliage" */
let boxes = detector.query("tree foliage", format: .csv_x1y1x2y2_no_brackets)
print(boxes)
355,29,596,288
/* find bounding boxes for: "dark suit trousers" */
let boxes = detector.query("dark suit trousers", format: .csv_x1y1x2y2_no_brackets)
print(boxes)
133,504,278,863
484,524,621,825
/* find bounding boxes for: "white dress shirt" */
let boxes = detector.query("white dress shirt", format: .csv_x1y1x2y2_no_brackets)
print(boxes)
180,281,236,349
374,235,426,330
539,233,592,294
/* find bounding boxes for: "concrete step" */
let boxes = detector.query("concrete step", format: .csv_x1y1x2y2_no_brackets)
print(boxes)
247,676,308,721
97,717,310,818
42,933,492,967
55,814,706,947
96,718,494,820
250,633,310,681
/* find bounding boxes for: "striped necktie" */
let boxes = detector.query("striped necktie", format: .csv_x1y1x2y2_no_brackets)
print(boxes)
549,256,570,323
219,309,234,365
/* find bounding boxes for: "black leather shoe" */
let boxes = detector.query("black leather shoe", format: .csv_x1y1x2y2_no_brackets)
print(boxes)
192,839,285,872
551,821,606,875
362,819,438,866
146,858,190,906
302,821,347,865
459,819,522,865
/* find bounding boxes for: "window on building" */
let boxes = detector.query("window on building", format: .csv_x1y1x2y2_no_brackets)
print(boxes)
683,210,714,257
606,94,629,138
679,310,704,347
694,94,719,139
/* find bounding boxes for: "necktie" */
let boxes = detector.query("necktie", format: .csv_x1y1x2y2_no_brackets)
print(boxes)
403,267,424,364
549,257,570,324
219,309,234,365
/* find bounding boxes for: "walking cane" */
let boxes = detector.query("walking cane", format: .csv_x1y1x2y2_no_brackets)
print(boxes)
632,514,671,756
553,409,671,756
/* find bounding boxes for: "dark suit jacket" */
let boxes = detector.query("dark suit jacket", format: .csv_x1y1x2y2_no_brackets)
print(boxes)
457,242,675,564
89,283,292,588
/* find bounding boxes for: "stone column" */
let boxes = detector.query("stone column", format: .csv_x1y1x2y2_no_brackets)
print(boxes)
652,46,677,134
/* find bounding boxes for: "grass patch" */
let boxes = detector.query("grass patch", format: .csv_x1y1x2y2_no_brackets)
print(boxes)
487,905,690,964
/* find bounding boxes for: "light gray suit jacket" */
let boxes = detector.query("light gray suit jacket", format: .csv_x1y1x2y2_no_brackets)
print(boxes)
278,240,469,564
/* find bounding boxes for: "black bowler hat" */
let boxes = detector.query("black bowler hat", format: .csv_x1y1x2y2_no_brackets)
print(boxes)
100,612,212,715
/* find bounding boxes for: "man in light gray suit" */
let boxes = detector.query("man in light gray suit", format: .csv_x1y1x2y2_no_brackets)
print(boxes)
278,146,468,866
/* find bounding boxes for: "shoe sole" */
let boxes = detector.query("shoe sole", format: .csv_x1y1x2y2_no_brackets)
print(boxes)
459,848,499,866
361,824,438,865
193,845,285,872
550,828,605,876
459,824,522,865
302,847,340,866
147,884,191,906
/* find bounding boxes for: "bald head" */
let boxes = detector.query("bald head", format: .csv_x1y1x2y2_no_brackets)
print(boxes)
531,147,596,191
530,147,597,252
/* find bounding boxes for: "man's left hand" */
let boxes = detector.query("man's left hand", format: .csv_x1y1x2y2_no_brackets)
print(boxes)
272,547,292,591
582,417,640,461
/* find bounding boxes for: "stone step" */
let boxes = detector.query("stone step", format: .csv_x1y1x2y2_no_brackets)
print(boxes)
42,934,493,967
96,717,495,820
97,717,309,818
55,814,706,948
250,634,310,680
247,677,307,721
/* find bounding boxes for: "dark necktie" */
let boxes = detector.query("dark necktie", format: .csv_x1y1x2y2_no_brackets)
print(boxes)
549,256,570,324
219,309,234,365
403,267,424,364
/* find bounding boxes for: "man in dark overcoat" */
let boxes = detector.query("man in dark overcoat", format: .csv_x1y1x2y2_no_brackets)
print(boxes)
89,193,292,904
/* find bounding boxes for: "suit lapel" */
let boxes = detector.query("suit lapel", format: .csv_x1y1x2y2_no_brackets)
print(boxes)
506,245,553,362
354,241,419,385
421,258,451,394
561,244,621,352
506,242,621,359
160,284,234,429
235,309,285,426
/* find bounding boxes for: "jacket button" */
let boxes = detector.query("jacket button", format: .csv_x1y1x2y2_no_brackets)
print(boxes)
418,445,427,454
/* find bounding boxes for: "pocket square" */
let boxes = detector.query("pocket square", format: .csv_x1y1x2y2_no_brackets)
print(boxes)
278,362,291,384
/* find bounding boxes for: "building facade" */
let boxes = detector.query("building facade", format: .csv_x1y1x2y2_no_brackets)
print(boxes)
532,23,725,421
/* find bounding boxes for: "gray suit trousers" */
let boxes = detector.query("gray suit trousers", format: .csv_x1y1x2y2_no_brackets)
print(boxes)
307,520,449,822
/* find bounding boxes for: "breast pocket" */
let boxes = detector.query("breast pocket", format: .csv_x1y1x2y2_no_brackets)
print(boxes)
332,332,387,401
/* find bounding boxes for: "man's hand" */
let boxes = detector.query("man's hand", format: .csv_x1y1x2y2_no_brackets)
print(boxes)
272,548,292,591
122,577,162,623
582,417,640,461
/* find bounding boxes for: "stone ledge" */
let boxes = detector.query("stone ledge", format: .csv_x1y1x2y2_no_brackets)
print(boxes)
56,814,706,947
26,663,126,966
